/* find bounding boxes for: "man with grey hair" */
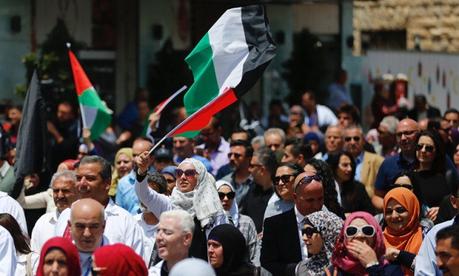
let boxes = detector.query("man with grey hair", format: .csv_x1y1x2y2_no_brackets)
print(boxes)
68,198,106,275
149,209,194,276
264,128,286,152
55,155,145,257
31,170,78,252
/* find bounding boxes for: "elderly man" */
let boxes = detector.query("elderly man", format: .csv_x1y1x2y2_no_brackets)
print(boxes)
150,210,194,276
264,128,286,153
55,155,144,257
372,119,419,210
261,170,340,276
322,125,343,161
31,170,78,251
68,198,106,275
343,126,383,198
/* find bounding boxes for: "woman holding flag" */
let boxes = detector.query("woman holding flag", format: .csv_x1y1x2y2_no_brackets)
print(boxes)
135,151,227,260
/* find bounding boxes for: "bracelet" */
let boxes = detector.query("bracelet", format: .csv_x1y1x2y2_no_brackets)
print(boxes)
365,261,379,269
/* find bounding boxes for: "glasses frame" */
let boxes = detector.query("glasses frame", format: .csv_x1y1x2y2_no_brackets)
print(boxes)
273,174,295,186
301,226,320,238
175,169,198,178
344,225,376,238
218,191,236,200
344,136,361,142
416,143,435,153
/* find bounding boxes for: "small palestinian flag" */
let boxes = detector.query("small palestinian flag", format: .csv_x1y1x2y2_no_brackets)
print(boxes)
177,5,276,137
68,49,112,140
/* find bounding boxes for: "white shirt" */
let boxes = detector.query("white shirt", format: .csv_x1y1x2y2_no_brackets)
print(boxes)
149,260,164,276
304,104,338,128
15,251,39,276
31,210,59,252
0,225,17,275
134,213,158,266
55,199,145,257
0,191,28,235
294,206,308,259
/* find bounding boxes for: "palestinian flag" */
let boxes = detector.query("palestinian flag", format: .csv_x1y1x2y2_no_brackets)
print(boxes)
178,5,276,137
68,49,112,140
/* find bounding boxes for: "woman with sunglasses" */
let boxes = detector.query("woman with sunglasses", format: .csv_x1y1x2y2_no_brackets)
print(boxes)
264,163,303,219
296,210,343,276
327,211,403,276
36,237,81,276
135,154,226,260
410,130,450,221
216,180,259,266
383,187,423,275
326,151,375,216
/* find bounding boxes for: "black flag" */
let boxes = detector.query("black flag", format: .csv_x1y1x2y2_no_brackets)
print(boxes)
13,70,48,198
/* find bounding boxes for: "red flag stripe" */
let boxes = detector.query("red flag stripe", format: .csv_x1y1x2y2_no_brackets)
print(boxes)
68,50,93,96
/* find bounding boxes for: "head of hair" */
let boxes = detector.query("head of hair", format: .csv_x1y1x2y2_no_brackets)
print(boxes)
302,90,316,101
51,170,76,187
230,140,253,158
251,135,265,148
416,129,446,174
444,108,459,119
264,128,286,145
326,151,356,181
230,127,252,141
0,213,31,254
160,209,195,234
285,138,313,161
253,146,278,176
436,225,459,250
146,172,168,194
337,104,361,125
78,155,112,182
276,163,304,181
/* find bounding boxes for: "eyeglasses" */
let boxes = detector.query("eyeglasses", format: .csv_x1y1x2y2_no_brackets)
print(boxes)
416,143,435,153
175,169,198,178
344,136,360,142
218,191,235,200
273,174,294,186
396,130,417,138
385,206,407,215
344,225,376,238
228,152,242,159
297,174,321,187
390,183,413,190
301,226,320,238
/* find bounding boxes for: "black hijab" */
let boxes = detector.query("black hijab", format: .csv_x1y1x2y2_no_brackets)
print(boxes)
208,224,247,276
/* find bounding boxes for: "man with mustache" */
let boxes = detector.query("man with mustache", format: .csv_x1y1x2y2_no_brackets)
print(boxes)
436,225,459,276
31,170,78,252
68,198,107,275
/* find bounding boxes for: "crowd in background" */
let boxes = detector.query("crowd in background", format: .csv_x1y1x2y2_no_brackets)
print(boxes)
1,71,459,275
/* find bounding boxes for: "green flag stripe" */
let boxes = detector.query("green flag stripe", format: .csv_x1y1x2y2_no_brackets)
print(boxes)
184,33,220,115
90,107,111,140
79,87,111,113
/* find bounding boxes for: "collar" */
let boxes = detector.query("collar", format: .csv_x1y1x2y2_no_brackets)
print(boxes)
294,206,305,225
0,161,10,178
356,152,364,164
105,199,120,216
50,210,60,223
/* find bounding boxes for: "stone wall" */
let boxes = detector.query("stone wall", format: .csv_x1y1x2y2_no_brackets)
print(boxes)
354,0,459,54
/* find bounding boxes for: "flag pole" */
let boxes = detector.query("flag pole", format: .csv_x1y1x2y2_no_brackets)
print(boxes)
153,85,187,130
148,88,234,155
79,103,88,129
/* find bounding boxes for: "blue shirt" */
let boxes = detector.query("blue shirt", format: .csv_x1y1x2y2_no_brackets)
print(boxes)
354,152,364,183
374,153,416,191
415,215,459,275
116,167,156,215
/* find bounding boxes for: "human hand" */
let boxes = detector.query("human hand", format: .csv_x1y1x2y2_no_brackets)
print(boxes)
384,247,400,261
346,240,378,267
82,128,91,140
148,112,161,130
136,151,152,175
426,207,439,221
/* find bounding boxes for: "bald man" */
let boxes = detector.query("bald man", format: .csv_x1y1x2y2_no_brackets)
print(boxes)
372,118,419,210
69,198,106,275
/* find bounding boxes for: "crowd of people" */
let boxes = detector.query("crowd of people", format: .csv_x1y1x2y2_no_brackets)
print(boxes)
2,74,459,276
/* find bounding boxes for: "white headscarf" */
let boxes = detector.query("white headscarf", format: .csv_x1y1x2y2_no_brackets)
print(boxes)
215,180,240,227
170,158,224,227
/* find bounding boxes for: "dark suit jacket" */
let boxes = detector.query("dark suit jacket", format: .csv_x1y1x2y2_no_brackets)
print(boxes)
261,209,302,276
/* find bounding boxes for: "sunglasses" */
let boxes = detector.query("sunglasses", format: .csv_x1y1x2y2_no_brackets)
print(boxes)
345,225,376,238
297,174,321,187
344,136,360,142
301,226,320,238
175,169,198,178
273,174,294,186
396,130,417,138
385,206,407,215
228,152,243,158
218,191,235,200
390,183,412,190
416,143,435,153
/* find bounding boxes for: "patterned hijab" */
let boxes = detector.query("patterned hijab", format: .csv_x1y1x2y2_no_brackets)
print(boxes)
332,211,387,276
216,180,240,227
170,158,224,227
298,210,343,275
383,187,423,254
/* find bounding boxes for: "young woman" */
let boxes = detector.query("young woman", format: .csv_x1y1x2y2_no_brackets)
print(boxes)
109,147,133,197
36,237,80,276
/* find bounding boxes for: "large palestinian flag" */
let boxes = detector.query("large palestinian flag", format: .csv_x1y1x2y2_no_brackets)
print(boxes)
68,50,112,140
174,5,276,137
